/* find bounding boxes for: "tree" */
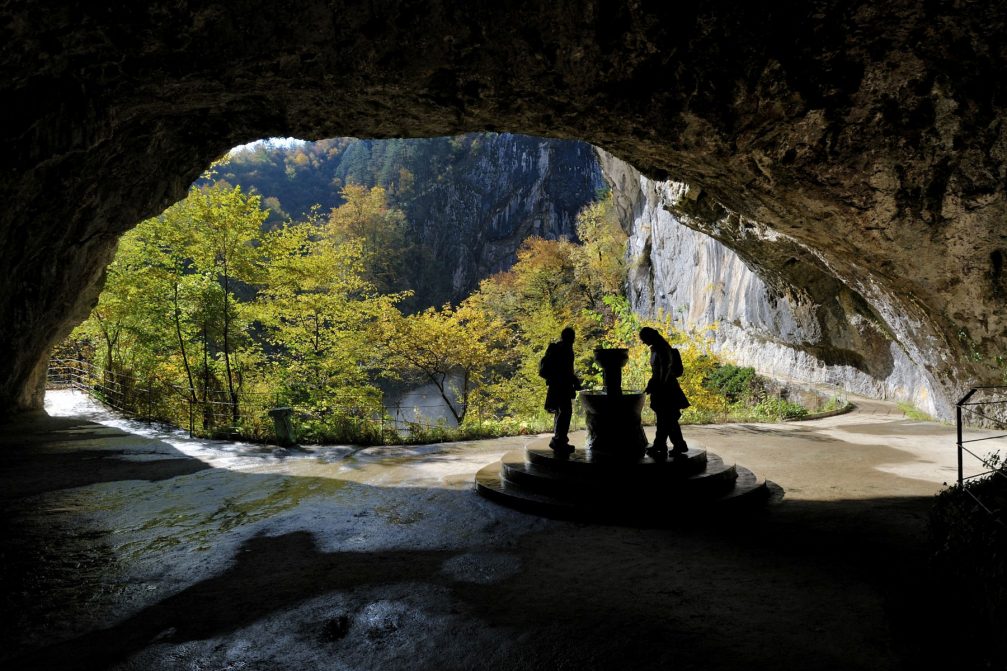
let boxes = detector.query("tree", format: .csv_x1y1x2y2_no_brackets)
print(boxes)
253,210,404,421
380,301,514,424
463,235,604,417
596,295,725,413
178,183,268,423
327,183,410,295
573,192,627,304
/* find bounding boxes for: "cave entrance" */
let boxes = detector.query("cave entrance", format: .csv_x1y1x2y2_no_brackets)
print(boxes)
46,129,863,452
46,132,622,446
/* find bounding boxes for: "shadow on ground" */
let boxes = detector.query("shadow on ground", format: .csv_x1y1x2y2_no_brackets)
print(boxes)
0,413,210,499
0,414,977,671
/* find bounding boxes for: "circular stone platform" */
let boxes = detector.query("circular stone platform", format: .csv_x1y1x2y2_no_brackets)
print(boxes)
475,436,768,522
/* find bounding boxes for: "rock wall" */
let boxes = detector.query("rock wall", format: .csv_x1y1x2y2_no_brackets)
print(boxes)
217,134,603,308
6,1,1007,412
599,151,942,415
384,134,603,306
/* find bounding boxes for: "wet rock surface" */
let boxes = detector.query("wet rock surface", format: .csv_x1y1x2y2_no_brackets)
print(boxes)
0,393,987,669
5,1,1007,410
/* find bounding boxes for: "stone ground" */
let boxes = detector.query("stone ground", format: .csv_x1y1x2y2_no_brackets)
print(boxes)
0,392,999,670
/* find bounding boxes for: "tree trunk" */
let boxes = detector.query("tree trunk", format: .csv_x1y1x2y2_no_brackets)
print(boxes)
173,281,197,403
430,371,464,424
202,318,211,430
221,260,239,425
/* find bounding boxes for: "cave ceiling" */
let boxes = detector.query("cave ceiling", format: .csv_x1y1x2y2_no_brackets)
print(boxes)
3,0,1007,412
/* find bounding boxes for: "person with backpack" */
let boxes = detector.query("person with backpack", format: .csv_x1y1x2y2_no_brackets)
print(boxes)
539,327,582,455
639,327,690,460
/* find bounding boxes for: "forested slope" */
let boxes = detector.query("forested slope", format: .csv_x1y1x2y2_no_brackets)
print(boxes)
212,133,604,308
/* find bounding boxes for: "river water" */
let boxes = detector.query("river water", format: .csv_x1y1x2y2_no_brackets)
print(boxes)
383,376,461,429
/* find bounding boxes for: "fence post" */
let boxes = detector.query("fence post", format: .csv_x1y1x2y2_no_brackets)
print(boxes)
956,402,964,487
957,388,977,487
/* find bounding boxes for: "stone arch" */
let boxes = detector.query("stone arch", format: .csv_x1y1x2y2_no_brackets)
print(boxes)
5,1,1007,414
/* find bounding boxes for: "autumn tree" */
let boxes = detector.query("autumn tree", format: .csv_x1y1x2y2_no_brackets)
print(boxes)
595,295,724,414
327,183,410,295
464,236,601,419
380,301,515,424
573,192,628,304
253,209,404,420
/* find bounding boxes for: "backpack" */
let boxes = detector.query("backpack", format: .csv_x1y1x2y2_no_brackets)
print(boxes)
538,344,556,380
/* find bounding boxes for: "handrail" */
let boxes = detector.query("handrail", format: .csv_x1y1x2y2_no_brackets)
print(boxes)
46,358,477,440
955,387,1007,525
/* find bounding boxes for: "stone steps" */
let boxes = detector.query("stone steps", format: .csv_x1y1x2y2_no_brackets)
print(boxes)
474,437,769,522
525,444,709,475
501,450,739,497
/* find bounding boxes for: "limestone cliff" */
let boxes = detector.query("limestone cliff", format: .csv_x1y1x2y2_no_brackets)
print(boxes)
599,151,941,415
403,134,601,305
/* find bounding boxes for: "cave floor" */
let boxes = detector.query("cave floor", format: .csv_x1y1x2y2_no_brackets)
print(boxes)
0,392,991,670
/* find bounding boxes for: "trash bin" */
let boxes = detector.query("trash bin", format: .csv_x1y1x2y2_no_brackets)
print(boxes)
268,407,296,446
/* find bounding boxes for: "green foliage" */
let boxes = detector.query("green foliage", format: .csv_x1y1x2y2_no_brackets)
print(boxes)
897,402,935,422
379,301,516,424
327,183,412,296
704,364,758,403
63,167,826,446
69,182,269,432
253,206,404,433
819,396,848,413
750,397,809,421
592,295,726,419
700,363,816,421
573,195,627,302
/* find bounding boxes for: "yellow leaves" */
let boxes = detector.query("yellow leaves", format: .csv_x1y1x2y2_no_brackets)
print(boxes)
255,218,402,380
380,300,516,421
327,183,409,294
382,302,513,377
574,193,627,298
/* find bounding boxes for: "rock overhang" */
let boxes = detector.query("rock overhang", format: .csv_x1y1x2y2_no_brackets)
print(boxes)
3,0,1006,415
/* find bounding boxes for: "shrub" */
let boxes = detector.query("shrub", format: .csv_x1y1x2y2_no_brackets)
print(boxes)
704,364,758,403
752,397,808,420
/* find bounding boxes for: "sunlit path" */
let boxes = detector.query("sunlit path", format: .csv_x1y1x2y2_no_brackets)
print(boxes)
5,393,997,670
42,389,530,489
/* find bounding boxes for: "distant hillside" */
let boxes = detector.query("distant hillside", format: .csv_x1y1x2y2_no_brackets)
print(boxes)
209,133,604,308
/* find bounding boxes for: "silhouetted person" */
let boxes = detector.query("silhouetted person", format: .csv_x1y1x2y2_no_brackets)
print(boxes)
639,327,690,460
539,327,581,455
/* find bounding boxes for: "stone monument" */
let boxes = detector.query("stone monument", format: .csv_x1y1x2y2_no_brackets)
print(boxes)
475,348,772,520
580,348,648,459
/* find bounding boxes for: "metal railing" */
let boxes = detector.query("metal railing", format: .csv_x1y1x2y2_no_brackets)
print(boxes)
48,358,163,423
48,358,264,435
955,386,1007,521
45,358,503,443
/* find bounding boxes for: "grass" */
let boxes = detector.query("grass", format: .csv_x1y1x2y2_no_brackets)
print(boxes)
898,402,935,422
